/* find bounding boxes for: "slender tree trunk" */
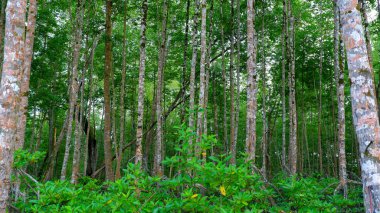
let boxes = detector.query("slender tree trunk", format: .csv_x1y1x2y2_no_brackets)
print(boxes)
287,0,297,175
135,0,148,165
103,0,114,181
229,0,236,165
17,0,37,150
261,9,268,178
203,0,213,139
60,0,85,181
115,0,128,180
336,2,348,198
318,43,323,174
0,0,26,209
71,99,82,183
196,0,207,158
154,0,168,176
338,0,380,211
246,0,257,164
188,0,200,149
181,0,190,124
281,0,288,172
220,3,228,154
0,0,6,80
233,0,241,151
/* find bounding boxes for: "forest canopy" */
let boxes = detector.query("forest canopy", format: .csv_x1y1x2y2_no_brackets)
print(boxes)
0,0,379,212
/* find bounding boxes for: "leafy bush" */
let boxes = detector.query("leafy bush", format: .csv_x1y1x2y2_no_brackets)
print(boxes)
14,126,363,212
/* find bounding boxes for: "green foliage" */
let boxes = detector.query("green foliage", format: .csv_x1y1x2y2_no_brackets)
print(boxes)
15,127,363,212
13,149,45,169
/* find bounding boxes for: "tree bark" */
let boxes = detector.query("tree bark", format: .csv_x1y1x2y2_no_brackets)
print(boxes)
181,0,190,124
196,0,207,157
246,0,257,164
0,0,6,80
135,0,148,166
188,0,200,149
60,0,85,181
203,0,213,140
220,3,228,154
261,8,268,178
318,42,323,174
233,0,241,154
154,0,168,176
17,0,37,150
281,0,288,172
229,0,236,165
338,0,380,211
287,0,297,175
336,2,348,198
103,0,114,181
0,0,26,210
115,0,128,180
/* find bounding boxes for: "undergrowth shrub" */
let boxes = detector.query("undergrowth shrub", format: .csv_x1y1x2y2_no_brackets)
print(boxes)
14,126,363,212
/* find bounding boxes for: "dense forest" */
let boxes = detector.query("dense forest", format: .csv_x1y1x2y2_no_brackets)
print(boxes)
0,0,380,212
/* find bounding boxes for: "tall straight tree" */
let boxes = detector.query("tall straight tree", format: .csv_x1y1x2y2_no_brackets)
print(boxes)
233,0,241,150
203,0,213,138
0,0,27,210
338,0,380,211
116,0,128,180
196,0,207,156
246,0,257,164
261,7,269,178
17,0,37,149
0,0,6,79
154,0,168,176
135,0,148,165
229,0,236,165
281,0,288,171
188,0,199,148
220,2,228,153
103,0,114,181
334,0,347,199
180,0,190,124
60,0,85,181
287,0,297,175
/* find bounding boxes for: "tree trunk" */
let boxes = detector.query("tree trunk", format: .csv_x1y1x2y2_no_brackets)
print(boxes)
246,0,257,164
115,0,128,180
154,0,168,176
188,0,200,149
103,0,114,181
0,0,6,80
261,8,268,178
220,3,228,154
60,0,85,181
233,0,241,154
281,0,288,172
336,1,348,197
229,0,236,165
338,0,380,211
318,44,323,174
203,0,213,139
196,0,207,157
181,0,190,124
71,99,82,183
135,0,148,165
17,0,37,151
287,0,297,175
0,0,26,209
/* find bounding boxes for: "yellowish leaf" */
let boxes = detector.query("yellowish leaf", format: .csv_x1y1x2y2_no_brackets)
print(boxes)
220,185,226,196
191,194,198,199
